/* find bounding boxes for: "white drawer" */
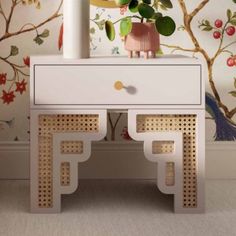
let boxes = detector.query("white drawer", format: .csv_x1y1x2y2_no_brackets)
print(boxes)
33,64,202,106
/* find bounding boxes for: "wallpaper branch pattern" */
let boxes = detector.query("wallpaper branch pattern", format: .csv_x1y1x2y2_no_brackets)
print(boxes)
0,0,63,104
0,0,236,141
160,0,236,140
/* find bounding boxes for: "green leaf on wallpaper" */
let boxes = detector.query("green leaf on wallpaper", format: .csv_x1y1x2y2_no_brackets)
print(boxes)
205,20,210,25
198,19,213,31
90,27,96,34
10,46,19,56
105,21,115,41
227,9,232,20
177,25,185,31
120,17,132,37
229,91,236,97
96,20,106,30
95,13,100,20
233,0,236,3
230,19,236,26
39,29,49,38
34,36,44,45
202,26,213,31
159,0,173,9
234,78,236,89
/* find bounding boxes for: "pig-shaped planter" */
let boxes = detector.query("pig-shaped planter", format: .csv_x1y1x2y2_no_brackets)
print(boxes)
124,22,160,59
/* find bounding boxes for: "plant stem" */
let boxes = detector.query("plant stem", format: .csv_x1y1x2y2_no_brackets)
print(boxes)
112,15,142,25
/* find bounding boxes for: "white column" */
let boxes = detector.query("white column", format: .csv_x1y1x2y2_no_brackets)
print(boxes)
63,0,90,59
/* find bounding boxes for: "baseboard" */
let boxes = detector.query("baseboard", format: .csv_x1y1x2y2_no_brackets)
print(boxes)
0,141,235,179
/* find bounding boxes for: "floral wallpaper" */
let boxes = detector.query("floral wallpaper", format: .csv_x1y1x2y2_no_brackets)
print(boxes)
0,0,236,141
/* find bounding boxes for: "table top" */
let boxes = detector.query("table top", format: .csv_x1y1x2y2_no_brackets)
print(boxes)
30,54,203,65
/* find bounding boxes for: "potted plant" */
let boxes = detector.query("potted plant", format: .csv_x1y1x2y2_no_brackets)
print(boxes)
105,0,176,58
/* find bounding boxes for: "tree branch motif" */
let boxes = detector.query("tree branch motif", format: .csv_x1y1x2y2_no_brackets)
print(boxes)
162,0,236,120
107,113,123,141
0,0,63,42
0,0,63,104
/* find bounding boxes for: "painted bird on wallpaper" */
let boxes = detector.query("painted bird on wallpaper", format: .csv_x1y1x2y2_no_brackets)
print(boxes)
206,92,236,141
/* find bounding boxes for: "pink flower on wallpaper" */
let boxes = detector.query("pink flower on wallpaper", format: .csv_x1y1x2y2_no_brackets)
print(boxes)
0,73,7,85
23,57,30,67
1,90,15,104
15,79,27,94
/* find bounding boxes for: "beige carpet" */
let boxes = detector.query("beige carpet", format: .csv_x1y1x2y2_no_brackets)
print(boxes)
0,180,236,236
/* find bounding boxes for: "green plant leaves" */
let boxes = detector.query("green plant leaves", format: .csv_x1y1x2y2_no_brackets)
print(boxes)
138,3,154,18
142,0,151,4
129,0,139,13
155,16,176,36
115,0,131,6
105,21,115,41
159,0,173,9
152,12,163,20
10,46,19,56
120,17,132,36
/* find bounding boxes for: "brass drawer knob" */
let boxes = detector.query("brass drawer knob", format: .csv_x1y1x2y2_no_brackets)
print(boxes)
114,81,124,90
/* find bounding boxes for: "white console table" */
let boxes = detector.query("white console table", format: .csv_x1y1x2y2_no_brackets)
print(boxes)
30,55,205,213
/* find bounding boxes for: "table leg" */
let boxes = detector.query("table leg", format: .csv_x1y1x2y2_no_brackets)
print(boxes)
30,110,107,213
128,110,205,213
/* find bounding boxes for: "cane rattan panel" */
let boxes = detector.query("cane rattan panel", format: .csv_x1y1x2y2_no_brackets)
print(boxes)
61,141,83,154
38,114,99,208
152,141,174,154
136,114,197,208
61,162,70,186
166,162,175,186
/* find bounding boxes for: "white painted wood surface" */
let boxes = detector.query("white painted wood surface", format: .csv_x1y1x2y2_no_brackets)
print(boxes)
30,55,205,213
30,55,205,109
34,65,201,106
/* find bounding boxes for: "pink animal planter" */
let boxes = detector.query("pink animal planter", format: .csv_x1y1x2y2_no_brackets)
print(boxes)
124,22,160,59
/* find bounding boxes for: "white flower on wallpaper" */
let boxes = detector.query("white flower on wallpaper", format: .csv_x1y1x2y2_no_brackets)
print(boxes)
0,0,236,141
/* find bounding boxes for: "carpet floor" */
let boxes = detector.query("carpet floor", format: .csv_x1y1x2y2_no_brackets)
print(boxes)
0,180,236,236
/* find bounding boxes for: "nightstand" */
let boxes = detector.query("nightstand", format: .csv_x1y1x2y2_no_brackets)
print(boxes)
30,55,205,213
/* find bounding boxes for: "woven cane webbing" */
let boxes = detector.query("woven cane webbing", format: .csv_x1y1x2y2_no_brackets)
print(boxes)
61,162,70,186
61,141,83,154
152,141,174,154
38,114,99,208
166,162,175,186
136,114,197,208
